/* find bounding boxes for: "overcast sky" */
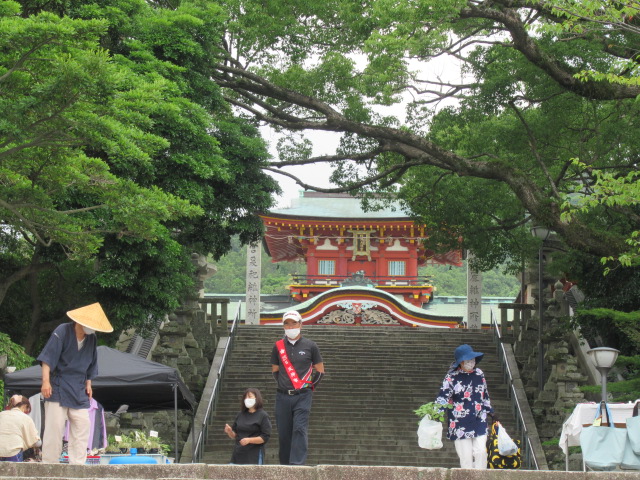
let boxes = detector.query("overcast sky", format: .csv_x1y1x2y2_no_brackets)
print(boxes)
262,129,338,208
261,54,466,208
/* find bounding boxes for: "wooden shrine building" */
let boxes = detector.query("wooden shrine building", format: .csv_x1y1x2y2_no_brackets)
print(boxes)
259,192,464,328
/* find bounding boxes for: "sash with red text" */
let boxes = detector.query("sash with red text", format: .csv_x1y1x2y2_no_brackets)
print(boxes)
276,339,313,390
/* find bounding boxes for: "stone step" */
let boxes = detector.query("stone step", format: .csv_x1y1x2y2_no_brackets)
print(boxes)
0,463,562,479
203,445,463,467
220,375,508,384
210,410,514,423
204,449,462,467
218,379,508,389
200,325,520,467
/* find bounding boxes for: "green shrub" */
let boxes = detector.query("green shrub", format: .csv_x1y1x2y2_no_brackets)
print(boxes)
0,334,34,407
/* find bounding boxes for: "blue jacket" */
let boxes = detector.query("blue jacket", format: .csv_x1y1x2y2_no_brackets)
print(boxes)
37,323,98,409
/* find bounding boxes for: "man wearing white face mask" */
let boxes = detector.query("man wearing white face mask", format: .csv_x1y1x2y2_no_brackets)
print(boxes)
435,344,493,469
37,303,113,464
271,310,325,465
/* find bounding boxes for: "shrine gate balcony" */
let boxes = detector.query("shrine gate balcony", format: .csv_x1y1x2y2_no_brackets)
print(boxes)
290,274,433,287
288,274,435,307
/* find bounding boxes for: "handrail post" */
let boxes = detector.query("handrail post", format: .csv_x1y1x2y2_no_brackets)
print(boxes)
221,302,228,334
500,307,508,338
212,302,218,337
522,308,531,331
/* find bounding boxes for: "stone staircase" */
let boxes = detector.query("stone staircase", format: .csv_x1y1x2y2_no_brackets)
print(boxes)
202,325,519,467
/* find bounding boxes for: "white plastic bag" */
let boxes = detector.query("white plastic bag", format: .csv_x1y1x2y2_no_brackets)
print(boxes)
417,415,443,449
497,424,518,456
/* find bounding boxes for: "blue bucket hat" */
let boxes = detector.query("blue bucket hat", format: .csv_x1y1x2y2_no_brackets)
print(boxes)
454,344,483,365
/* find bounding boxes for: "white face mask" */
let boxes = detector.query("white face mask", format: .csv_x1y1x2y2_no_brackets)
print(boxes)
462,359,476,372
285,328,301,339
82,326,96,335
244,398,256,409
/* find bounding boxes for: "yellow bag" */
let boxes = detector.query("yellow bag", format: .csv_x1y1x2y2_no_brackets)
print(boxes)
487,422,521,469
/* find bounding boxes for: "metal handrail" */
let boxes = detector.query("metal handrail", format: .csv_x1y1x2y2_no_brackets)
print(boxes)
192,301,241,463
490,308,541,470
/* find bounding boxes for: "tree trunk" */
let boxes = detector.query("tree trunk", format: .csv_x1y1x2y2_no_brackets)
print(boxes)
22,258,44,356
0,262,54,309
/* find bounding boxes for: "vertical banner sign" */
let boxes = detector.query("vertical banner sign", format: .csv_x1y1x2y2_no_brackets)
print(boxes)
245,242,262,325
466,251,482,329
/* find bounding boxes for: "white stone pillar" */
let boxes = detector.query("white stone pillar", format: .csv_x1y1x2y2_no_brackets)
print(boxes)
466,251,482,329
245,242,262,325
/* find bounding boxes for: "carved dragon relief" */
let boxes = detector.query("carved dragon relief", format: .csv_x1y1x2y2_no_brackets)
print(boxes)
317,301,399,325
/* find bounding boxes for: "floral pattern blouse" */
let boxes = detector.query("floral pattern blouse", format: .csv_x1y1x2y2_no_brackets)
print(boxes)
435,364,493,440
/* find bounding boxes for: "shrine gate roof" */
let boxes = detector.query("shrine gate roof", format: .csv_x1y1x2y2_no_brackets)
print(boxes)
269,192,409,220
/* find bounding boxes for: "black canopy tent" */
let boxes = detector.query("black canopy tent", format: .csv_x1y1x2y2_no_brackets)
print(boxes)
4,346,197,458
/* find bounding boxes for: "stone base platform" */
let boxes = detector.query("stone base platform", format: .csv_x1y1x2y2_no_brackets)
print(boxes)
1,464,640,480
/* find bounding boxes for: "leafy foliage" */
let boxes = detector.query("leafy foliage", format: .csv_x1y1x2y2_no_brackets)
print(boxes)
575,308,640,402
552,250,640,401
562,163,640,271
422,262,520,297
414,401,453,423
0,333,34,406
1,0,279,352
553,251,640,314
205,0,640,277
576,309,640,357
107,431,170,455
205,238,306,295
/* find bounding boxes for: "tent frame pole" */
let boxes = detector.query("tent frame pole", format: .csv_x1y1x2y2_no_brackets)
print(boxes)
174,383,178,462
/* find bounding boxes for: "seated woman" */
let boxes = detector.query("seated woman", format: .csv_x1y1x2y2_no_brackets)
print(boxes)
0,395,41,462
224,388,272,464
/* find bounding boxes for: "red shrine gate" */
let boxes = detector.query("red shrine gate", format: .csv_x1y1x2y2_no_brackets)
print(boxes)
259,192,464,327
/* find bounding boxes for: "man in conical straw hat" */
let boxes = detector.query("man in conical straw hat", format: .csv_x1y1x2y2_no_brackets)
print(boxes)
37,303,113,464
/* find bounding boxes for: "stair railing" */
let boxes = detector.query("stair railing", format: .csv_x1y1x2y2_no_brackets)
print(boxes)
490,308,548,470
191,301,241,463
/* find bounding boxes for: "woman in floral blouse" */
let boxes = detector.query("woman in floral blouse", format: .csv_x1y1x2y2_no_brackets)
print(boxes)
435,344,493,469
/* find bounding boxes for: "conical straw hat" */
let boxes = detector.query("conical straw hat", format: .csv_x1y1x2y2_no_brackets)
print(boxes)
66,303,113,333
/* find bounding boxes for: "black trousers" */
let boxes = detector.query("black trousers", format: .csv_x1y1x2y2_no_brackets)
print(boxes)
275,390,313,465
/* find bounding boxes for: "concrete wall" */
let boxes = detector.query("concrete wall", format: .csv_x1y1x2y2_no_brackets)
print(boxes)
2,463,640,480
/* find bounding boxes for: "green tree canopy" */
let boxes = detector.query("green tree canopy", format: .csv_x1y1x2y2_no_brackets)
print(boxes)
1,6,201,258
208,0,640,272
205,238,306,295
0,332,34,405
1,0,279,352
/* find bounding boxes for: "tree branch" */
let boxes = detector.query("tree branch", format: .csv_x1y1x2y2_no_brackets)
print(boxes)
508,100,561,200
214,60,627,257
0,38,53,84
459,4,640,100
265,156,415,193
0,261,54,307
268,147,385,167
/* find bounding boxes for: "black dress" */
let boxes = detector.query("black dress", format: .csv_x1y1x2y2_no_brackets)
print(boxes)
230,409,272,464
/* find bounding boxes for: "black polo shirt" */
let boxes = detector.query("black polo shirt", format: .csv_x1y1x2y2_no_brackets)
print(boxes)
271,336,323,391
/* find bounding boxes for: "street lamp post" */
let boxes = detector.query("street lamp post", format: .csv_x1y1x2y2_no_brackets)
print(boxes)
587,347,620,404
531,226,551,390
